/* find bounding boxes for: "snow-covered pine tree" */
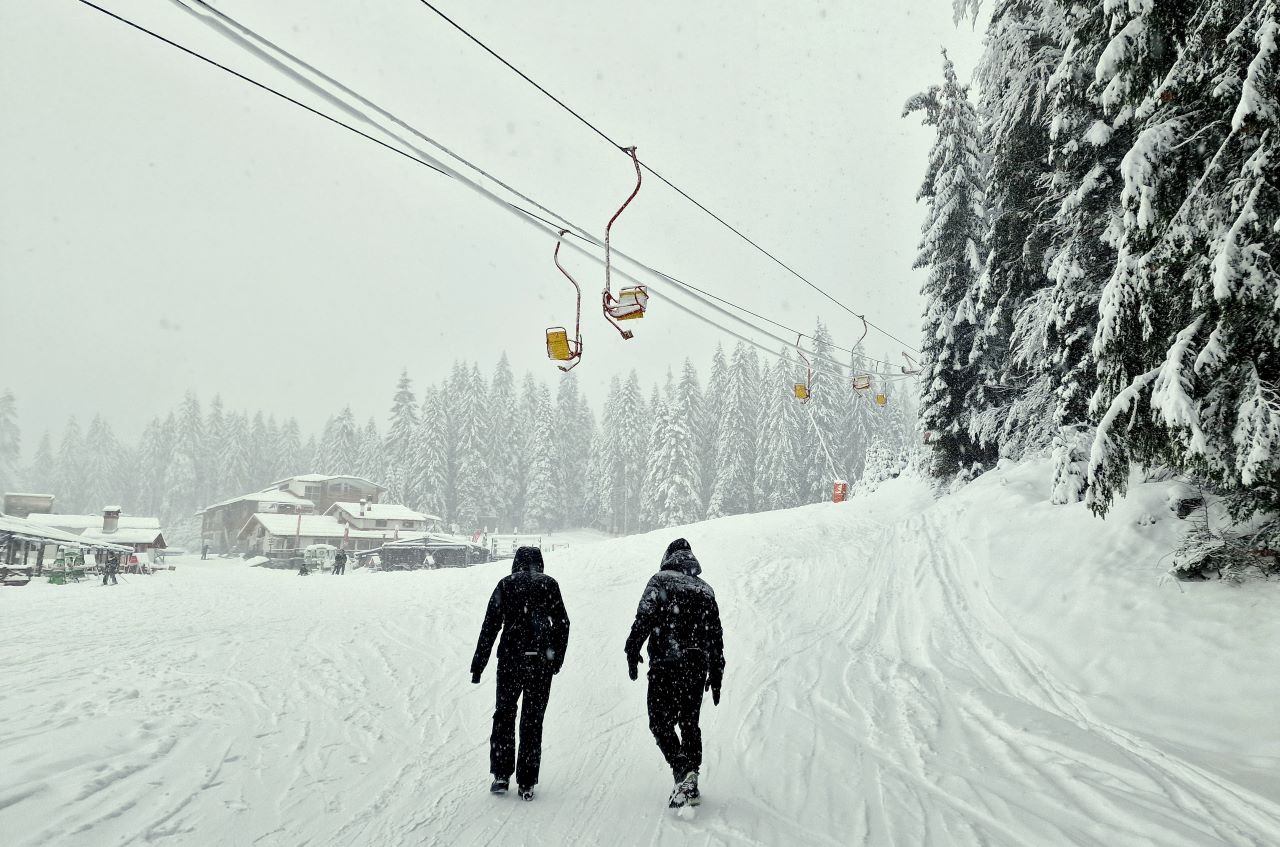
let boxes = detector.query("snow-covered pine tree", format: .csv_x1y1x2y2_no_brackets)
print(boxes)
319,407,359,476
583,429,613,532
356,419,385,493
0,390,18,493
963,5,1063,464
80,415,121,512
653,368,704,528
708,342,760,518
411,387,449,521
385,370,418,494
671,360,705,507
640,395,670,530
453,364,493,528
698,345,729,512
616,372,649,534
486,355,521,528
1089,0,1280,519
905,50,992,480
205,396,228,502
277,418,304,479
25,431,55,500
1042,1,1128,504
222,413,254,497
755,351,802,510
249,413,271,490
522,385,561,532
596,373,649,534
302,434,320,474
167,393,204,519
556,372,596,529
135,418,167,516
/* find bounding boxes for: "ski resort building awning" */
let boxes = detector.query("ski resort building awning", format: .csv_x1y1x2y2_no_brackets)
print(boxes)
0,514,132,554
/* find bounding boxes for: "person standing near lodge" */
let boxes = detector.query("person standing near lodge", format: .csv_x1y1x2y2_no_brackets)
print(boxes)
201,542,209,560
333,548,347,575
470,546,570,801
625,538,725,809
102,556,119,586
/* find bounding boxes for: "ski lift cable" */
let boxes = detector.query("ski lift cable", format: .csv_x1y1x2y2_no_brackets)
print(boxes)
162,0,907,377
170,0,904,373
72,0,447,180
74,0,895,384
410,0,920,354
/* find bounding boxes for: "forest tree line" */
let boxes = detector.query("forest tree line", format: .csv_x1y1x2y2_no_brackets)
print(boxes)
0,326,915,541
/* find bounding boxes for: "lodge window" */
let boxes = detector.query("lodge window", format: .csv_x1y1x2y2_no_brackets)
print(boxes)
375,520,387,528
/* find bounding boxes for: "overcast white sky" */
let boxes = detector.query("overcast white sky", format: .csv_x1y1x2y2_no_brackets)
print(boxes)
1,0,982,450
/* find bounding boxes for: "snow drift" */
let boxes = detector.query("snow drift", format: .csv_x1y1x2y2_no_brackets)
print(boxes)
3,459,1280,845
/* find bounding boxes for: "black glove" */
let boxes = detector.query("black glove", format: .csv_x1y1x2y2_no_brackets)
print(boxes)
705,672,721,706
552,662,562,676
627,654,643,681
471,672,481,684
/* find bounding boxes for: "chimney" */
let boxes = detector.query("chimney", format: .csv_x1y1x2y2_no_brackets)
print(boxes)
103,506,121,534
359,498,367,517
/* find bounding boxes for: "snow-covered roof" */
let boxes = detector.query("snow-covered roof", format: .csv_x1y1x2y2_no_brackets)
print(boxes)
26,513,161,531
325,502,434,522
199,489,315,513
269,474,385,490
239,513,405,541
81,528,167,547
0,514,132,552
377,533,488,551
2,493,55,499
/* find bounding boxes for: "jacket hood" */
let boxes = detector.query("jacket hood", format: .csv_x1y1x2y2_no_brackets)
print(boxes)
660,548,702,577
512,546,545,574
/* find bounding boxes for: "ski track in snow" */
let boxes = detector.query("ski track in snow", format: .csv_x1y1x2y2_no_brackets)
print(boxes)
3,473,1280,845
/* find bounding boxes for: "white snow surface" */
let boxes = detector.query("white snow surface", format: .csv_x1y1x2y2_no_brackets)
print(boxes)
4,460,1280,846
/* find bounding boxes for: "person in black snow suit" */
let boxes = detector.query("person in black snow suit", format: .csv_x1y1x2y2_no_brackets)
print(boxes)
102,557,119,586
333,549,347,575
625,538,725,808
471,546,570,801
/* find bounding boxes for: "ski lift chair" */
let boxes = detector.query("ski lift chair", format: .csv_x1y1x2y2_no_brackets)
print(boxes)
606,286,649,321
546,326,582,366
548,230,584,371
603,146,645,340
794,382,811,402
874,392,888,406
852,374,873,391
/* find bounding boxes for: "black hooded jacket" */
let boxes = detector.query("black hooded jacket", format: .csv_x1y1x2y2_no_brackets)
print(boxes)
625,548,725,681
471,547,571,676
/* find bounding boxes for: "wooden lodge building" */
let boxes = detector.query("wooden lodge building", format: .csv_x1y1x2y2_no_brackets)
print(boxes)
199,474,385,554
237,509,436,557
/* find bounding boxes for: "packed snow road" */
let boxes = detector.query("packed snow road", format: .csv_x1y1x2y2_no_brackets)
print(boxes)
4,463,1280,846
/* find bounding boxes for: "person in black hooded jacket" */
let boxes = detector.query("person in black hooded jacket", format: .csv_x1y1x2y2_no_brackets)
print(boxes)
625,538,725,807
471,546,570,800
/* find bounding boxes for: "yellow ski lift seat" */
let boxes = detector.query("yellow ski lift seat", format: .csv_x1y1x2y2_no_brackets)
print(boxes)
874,392,888,406
607,286,649,321
852,374,873,391
546,327,580,362
794,383,810,402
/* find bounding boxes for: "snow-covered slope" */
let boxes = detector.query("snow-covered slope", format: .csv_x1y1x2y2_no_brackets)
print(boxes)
4,461,1280,846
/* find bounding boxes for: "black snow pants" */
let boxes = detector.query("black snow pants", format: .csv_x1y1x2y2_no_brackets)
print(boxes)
490,657,554,786
647,661,706,780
